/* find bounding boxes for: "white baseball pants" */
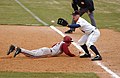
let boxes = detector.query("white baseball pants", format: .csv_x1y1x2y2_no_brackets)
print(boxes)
21,47,52,57
78,29,100,47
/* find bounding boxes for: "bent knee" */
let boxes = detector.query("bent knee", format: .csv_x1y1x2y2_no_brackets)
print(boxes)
86,42,94,48
78,41,85,45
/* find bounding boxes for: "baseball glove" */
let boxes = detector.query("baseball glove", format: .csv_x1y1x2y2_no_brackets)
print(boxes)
57,18,68,26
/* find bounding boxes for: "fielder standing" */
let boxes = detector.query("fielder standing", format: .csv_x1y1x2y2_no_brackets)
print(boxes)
57,11,102,61
7,36,75,58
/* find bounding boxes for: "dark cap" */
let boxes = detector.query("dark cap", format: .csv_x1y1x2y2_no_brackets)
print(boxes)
72,11,80,16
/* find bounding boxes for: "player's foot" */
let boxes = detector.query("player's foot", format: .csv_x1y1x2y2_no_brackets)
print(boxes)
65,30,73,34
80,53,91,58
14,47,21,57
91,55,102,61
7,45,15,55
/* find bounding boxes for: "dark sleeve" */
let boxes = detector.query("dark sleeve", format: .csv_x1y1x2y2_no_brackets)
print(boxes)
85,0,95,12
61,43,75,57
68,24,81,28
72,0,78,11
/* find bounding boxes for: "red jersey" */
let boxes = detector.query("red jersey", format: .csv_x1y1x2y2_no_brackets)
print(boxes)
50,41,75,57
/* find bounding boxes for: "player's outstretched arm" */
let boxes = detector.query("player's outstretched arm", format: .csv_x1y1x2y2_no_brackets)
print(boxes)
68,24,81,28
61,43,75,57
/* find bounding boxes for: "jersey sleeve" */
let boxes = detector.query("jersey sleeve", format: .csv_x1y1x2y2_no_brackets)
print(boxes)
61,43,75,57
68,24,81,28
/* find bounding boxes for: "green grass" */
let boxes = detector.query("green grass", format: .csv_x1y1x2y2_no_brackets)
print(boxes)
0,71,99,78
18,0,73,25
0,0,41,25
94,0,120,31
0,0,120,30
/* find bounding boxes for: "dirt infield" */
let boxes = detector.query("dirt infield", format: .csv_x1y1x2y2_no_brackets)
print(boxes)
0,25,120,78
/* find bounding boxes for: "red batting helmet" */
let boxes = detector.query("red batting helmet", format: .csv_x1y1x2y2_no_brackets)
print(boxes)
63,36,73,42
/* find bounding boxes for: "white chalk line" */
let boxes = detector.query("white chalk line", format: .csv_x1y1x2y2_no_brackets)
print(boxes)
50,26,85,52
15,0,120,78
15,0,48,26
96,61,120,78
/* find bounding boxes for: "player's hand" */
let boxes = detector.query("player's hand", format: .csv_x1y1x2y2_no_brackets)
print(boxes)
57,18,68,26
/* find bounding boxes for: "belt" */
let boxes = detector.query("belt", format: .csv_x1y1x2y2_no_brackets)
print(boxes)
50,49,52,52
91,27,97,34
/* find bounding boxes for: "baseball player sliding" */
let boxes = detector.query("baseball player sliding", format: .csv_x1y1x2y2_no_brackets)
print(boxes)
7,36,75,58
57,11,102,61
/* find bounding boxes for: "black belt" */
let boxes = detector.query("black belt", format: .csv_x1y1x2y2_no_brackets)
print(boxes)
91,28,97,33
50,49,52,52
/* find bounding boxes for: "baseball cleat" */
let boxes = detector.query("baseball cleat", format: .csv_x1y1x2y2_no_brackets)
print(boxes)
80,53,91,58
7,45,15,55
65,30,73,34
14,47,21,57
91,55,102,61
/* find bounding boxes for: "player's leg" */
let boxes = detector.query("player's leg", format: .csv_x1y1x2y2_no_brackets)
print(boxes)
78,34,91,58
30,47,52,58
79,8,86,16
88,11,97,27
7,44,15,55
86,29,102,61
14,47,52,58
